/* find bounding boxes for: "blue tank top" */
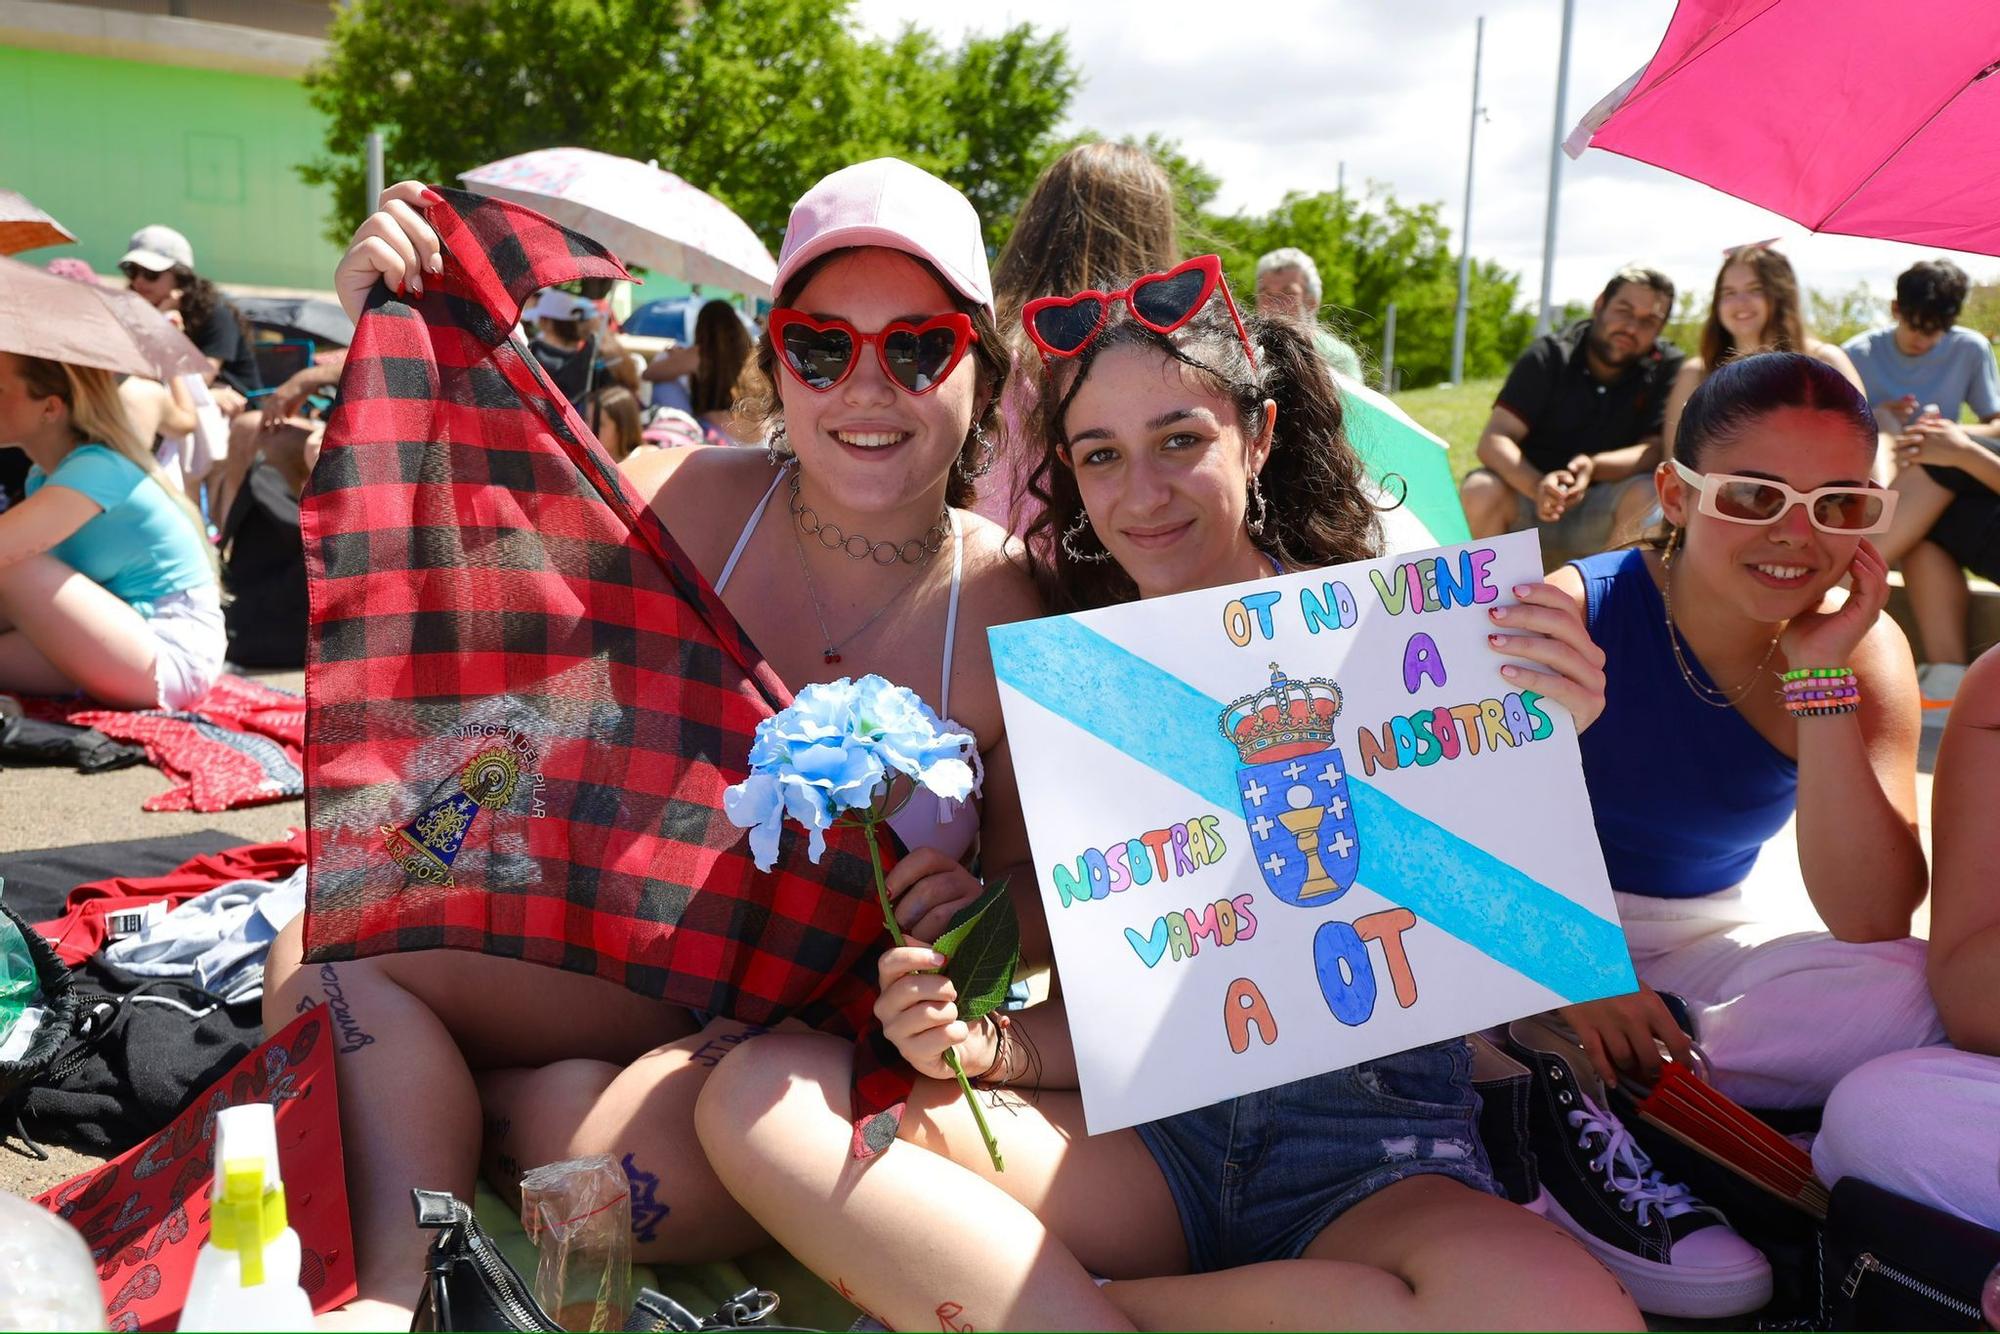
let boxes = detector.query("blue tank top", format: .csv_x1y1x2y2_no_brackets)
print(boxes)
1572,548,1797,897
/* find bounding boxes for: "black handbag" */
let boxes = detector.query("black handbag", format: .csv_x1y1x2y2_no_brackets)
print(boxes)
1823,1176,2000,1331
409,1189,816,1332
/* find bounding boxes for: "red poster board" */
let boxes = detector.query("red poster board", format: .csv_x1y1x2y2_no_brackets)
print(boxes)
35,1011,356,1331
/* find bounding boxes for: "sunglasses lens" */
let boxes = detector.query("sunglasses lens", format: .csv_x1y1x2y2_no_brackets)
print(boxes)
1712,479,1788,522
1030,299,1105,354
779,323,854,391
882,326,961,393
1129,267,1209,329
1813,490,1885,531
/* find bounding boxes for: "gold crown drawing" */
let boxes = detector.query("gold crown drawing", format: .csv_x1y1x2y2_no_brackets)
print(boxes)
1218,664,1343,764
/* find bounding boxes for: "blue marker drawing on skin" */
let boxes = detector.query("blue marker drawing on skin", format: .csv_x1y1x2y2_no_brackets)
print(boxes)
622,1153,670,1244
989,615,1635,1005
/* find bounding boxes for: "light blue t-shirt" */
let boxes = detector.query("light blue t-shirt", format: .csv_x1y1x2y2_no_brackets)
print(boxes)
25,444,213,614
1842,325,2000,421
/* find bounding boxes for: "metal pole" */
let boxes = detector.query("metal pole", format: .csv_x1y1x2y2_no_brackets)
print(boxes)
1535,0,1577,335
1450,16,1485,385
1382,302,1398,393
365,131,384,208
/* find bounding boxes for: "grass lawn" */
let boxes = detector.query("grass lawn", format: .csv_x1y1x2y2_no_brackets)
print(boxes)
1391,377,1497,481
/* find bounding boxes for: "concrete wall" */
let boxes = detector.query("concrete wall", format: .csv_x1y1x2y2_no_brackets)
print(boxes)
0,41,341,290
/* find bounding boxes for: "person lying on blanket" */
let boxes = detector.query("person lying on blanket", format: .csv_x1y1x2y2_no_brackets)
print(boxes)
0,352,223,710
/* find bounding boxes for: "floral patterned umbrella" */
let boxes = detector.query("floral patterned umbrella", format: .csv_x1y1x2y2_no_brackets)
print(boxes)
460,148,776,296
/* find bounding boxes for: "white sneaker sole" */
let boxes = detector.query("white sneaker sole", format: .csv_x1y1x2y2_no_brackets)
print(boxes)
1541,1190,1774,1318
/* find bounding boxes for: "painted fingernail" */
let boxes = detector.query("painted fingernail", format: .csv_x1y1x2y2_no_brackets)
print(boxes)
425,253,443,275
1501,664,1521,678
1513,584,1532,598
419,186,445,206
410,276,423,296
929,951,948,967
1489,633,1507,645
1489,606,1507,620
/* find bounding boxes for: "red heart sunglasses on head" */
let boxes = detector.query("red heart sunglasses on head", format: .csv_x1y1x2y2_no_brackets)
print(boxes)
1021,254,1257,370
768,309,977,397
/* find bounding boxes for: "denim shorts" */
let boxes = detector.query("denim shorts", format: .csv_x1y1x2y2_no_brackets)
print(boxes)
1134,1038,1497,1271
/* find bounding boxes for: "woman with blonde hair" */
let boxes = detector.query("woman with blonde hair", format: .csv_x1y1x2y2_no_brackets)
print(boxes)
980,141,1181,533
0,351,223,708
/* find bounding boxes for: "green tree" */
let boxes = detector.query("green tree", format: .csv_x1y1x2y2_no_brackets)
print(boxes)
302,0,1075,254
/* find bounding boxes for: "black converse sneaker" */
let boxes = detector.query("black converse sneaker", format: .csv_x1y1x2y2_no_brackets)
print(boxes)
1508,1014,1772,1319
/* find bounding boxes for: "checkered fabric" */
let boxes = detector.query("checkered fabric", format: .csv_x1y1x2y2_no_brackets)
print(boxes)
301,188,912,1146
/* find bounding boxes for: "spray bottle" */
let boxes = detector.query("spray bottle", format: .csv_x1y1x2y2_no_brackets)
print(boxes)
177,1103,314,1331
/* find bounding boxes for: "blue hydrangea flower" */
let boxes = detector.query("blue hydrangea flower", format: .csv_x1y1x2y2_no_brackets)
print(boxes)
724,675,977,869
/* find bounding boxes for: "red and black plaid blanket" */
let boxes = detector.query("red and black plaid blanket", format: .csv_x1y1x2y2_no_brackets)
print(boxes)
301,188,911,1148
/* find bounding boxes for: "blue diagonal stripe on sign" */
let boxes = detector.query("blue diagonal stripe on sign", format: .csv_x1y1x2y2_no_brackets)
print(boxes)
990,615,1634,1005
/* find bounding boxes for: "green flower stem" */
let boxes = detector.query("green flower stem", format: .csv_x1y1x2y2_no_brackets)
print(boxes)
860,819,1004,1173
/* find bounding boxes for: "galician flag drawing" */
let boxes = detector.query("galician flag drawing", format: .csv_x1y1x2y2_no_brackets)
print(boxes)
990,529,1634,1133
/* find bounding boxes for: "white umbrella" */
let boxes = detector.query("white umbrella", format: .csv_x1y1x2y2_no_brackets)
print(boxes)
460,148,776,298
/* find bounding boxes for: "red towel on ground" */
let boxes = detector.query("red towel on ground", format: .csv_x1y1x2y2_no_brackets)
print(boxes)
30,674,306,812
33,831,308,966
301,188,911,1149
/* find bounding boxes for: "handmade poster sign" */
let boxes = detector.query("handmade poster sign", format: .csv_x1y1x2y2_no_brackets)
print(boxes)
989,530,1636,1133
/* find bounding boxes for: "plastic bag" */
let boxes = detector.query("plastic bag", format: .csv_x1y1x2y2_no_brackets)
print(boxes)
518,1154,632,1331
0,908,42,1049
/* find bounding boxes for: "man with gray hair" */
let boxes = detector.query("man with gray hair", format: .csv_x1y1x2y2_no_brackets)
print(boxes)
1459,264,1683,565
1255,247,1364,382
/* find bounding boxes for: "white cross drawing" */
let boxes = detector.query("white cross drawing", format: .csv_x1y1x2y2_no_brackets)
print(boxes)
1318,759,1343,785
1242,778,1269,807
1282,761,1308,780
1326,794,1348,821
1326,830,1355,860
1262,851,1288,878
1250,814,1276,841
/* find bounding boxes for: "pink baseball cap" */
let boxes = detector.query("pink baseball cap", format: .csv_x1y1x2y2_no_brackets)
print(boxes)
775,158,992,317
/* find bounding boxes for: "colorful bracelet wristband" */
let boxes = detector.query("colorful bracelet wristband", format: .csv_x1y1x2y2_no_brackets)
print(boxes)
1779,666,1855,683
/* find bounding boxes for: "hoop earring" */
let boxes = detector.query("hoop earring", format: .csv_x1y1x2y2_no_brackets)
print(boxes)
1061,508,1113,564
955,423,996,483
1246,474,1269,538
765,421,791,467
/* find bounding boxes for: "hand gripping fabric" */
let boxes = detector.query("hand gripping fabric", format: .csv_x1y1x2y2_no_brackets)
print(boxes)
300,188,912,1152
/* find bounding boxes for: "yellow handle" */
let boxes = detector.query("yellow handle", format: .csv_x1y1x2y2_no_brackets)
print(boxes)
207,1159,287,1287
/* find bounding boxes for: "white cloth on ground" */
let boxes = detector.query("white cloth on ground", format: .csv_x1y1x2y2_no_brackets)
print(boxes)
99,867,306,1003
1813,1046,2000,1231
1615,834,1944,1108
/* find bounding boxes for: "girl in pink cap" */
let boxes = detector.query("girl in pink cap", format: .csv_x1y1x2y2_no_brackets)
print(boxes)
265,161,1051,1324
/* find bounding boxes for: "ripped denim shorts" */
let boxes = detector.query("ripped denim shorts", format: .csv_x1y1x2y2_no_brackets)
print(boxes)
1134,1038,1497,1270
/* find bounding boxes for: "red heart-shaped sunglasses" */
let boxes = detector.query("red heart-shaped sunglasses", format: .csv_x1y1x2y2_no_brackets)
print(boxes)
1021,254,1258,370
768,310,978,397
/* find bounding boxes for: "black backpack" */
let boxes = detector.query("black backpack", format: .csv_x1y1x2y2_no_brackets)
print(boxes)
221,460,307,668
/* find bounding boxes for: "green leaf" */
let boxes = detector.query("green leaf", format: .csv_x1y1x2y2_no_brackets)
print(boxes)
934,877,1019,1024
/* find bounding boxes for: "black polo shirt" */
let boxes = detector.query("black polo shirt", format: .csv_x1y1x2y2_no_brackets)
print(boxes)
1495,321,1683,474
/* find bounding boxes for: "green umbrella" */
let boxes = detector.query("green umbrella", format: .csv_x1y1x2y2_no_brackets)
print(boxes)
1336,373,1470,553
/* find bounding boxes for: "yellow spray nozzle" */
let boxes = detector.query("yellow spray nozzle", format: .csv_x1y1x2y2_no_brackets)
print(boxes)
208,1158,287,1287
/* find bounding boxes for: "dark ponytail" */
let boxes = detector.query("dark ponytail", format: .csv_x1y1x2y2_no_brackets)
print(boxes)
1023,288,1385,612
1674,350,1873,469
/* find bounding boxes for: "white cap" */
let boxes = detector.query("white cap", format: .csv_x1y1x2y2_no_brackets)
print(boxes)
213,1103,281,1196
775,158,993,316
120,224,195,273
527,288,595,323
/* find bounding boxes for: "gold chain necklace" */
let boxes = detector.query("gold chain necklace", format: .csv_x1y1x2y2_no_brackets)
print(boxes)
1659,538,1780,709
790,504,940,666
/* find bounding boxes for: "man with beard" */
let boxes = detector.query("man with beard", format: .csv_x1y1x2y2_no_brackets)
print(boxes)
1459,266,1682,564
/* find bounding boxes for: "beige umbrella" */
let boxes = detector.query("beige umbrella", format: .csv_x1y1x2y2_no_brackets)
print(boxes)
0,190,78,257
0,255,208,380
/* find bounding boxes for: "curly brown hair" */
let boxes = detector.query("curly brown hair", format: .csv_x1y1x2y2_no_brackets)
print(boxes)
738,248,1008,509
1023,294,1387,611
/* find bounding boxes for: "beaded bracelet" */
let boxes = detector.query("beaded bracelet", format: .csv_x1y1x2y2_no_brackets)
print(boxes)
1780,666,1860,717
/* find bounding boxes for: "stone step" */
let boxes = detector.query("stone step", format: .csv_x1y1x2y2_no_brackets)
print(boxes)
1884,569,2000,660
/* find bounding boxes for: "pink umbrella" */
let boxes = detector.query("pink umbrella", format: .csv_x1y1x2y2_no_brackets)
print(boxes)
0,255,209,380
1568,0,2000,256
0,189,77,257
460,148,776,296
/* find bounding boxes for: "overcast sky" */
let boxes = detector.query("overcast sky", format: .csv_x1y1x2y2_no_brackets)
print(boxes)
853,0,1997,322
